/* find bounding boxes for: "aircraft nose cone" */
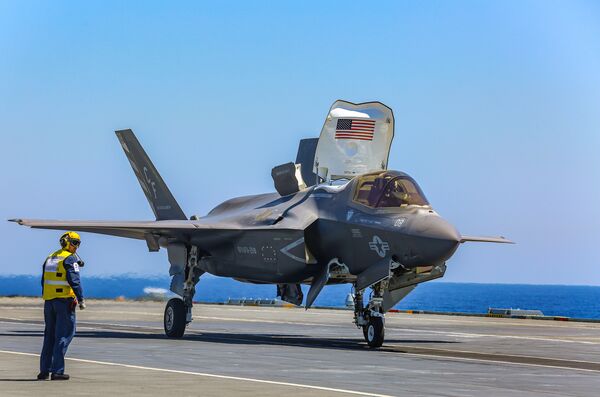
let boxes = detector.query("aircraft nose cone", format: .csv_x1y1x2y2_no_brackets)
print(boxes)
411,215,461,263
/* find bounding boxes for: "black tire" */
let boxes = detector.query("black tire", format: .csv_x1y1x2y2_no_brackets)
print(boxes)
164,298,186,338
363,316,384,348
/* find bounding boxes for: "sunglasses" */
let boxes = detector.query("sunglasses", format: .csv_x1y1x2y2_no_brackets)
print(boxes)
70,239,81,247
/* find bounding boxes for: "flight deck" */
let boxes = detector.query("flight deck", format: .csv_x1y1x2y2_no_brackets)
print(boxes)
0,297,598,396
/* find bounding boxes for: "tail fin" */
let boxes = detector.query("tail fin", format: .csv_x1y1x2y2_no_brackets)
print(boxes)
115,129,187,221
295,138,318,187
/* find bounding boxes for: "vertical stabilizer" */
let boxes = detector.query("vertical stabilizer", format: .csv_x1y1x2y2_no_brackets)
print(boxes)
115,129,187,221
295,138,318,186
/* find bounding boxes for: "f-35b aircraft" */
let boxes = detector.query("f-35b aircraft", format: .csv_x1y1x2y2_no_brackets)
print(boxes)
11,100,512,347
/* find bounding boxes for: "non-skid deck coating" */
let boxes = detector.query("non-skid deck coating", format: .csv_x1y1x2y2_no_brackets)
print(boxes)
0,297,599,396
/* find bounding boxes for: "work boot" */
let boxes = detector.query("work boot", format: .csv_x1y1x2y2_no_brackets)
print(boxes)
51,373,70,380
36,372,49,380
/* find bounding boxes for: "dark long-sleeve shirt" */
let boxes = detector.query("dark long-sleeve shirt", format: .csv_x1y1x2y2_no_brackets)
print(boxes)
63,255,84,302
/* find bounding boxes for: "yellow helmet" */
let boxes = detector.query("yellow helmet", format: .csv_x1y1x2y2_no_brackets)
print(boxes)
60,231,81,250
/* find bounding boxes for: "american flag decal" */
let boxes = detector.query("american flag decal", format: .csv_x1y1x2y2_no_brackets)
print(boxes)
335,118,376,141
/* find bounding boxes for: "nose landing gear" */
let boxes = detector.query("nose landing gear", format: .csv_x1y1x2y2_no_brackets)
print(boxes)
364,315,385,348
353,281,387,348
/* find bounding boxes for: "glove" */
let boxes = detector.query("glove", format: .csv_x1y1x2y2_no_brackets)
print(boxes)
79,300,86,310
77,260,85,267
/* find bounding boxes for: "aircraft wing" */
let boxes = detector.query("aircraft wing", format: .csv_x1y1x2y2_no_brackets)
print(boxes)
9,216,315,244
460,235,514,244
9,129,316,243
9,218,201,240
8,218,308,237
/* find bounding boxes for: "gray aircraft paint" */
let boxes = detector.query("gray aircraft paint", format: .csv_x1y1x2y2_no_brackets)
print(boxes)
10,168,508,290
10,101,512,345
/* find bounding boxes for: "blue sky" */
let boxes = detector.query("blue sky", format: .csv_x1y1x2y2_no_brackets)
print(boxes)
1,1,599,284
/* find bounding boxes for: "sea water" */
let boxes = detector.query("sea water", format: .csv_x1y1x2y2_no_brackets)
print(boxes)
1,275,599,319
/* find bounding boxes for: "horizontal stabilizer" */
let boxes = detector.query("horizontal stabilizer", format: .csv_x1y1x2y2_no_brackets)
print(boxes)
460,235,514,244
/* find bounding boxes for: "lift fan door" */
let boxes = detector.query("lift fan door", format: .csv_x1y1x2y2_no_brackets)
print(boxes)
313,101,394,181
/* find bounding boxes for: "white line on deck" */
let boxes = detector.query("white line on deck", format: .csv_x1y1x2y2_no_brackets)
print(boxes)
0,350,395,397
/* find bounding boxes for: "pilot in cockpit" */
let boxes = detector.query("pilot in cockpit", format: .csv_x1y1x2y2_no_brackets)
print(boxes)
378,179,410,207
355,172,430,208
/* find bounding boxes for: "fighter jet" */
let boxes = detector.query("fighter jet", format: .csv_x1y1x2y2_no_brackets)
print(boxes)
11,100,512,347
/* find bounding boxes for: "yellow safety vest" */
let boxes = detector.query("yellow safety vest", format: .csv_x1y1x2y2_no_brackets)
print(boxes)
42,249,76,300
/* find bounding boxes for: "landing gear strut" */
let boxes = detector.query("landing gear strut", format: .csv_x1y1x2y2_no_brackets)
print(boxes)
353,281,387,348
164,245,203,338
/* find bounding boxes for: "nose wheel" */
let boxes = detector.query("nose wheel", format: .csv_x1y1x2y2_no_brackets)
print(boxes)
164,298,187,338
363,315,385,348
353,283,387,348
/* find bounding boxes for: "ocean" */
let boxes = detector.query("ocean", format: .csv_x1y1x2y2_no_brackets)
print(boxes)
1,275,599,320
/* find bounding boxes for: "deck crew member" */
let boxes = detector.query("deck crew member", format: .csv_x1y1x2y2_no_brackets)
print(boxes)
37,231,86,381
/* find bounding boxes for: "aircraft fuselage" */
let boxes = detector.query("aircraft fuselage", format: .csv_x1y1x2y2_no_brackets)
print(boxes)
194,170,461,285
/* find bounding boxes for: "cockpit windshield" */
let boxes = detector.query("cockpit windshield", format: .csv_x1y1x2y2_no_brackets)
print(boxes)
353,172,429,208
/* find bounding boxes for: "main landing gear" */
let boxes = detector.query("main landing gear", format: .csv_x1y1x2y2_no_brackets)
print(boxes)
164,298,186,337
353,282,386,348
164,246,203,338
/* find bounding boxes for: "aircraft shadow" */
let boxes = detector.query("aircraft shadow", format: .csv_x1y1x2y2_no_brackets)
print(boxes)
1,329,459,353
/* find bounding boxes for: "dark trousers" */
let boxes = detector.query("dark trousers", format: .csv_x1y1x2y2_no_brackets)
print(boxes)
40,298,76,374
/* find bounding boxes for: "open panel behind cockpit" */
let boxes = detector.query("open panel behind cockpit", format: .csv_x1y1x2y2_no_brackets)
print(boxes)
313,101,394,181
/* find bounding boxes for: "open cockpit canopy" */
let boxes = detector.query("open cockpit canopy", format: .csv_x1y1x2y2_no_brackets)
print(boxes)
353,171,429,208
